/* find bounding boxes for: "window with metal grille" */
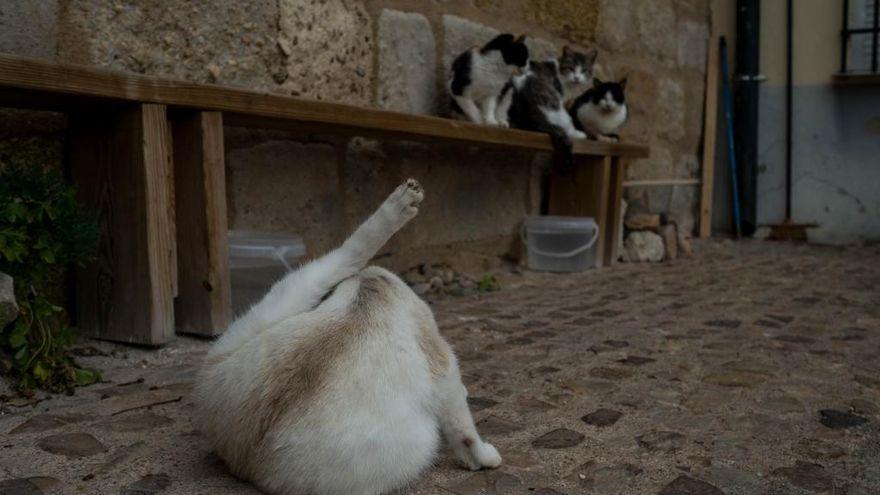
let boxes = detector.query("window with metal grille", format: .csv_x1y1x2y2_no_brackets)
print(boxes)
840,0,880,73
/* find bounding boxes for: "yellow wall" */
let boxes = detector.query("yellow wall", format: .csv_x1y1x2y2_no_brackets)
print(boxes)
714,0,843,86
710,0,737,59
763,0,842,86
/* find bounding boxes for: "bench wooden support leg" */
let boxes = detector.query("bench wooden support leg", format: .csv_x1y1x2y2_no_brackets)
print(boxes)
603,157,627,266
547,156,612,268
170,111,232,336
70,104,176,345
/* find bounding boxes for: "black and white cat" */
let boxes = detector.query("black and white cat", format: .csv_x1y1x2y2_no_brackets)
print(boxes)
570,77,628,142
558,45,598,103
448,34,529,126
497,59,585,166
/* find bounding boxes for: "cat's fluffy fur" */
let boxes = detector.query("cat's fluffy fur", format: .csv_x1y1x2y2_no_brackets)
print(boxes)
498,60,585,169
571,77,628,142
449,34,529,126
194,180,501,495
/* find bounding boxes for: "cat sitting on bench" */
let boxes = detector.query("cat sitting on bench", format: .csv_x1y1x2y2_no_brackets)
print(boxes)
193,180,501,495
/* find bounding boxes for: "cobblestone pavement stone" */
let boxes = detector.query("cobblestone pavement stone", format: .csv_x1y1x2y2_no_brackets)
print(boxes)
1,240,878,494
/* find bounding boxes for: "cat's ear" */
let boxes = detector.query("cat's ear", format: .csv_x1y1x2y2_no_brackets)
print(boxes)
515,34,527,44
562,45,572,57
585,48,598,66
619,77,628,90
593,76,603,87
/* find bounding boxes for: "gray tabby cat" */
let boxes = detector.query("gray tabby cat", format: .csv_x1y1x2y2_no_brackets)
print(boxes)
558,45,598,103
497,60,585,168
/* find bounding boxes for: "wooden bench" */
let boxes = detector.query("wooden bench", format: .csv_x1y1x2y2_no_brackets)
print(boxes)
0,53,649,345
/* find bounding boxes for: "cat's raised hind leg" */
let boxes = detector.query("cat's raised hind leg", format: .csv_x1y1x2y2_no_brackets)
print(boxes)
436,366,502,471
241,179,424,328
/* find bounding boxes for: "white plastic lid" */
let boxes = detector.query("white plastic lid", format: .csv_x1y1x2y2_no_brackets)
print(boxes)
228,230,306,269
524,215,597,234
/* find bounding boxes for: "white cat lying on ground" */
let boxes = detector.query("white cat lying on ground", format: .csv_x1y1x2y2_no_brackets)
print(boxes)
194,180,501,495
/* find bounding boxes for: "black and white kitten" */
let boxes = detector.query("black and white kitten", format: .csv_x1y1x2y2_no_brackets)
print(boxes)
448,34,529,126
558,46,598,103
570,77,628,142
499,60,586,167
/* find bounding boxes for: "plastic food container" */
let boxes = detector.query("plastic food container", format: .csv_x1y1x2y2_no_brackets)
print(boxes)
521,216,599,272
228,230,306,315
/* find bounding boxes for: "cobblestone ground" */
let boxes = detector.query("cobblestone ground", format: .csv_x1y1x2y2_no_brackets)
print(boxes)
1,240,879,494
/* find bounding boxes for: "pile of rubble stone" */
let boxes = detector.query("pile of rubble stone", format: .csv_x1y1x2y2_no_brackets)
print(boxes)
620,200,693,263
400,262,483,296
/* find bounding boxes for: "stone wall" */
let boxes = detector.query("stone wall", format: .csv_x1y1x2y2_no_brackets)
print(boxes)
0,0,710,270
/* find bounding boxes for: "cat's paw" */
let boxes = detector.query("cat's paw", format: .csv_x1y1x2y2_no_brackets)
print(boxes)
456,439,502,471
570,130,588,140
596,134,618,143
400,178,424,207
497,119,510,129
384,178,424,223
472,441,502,469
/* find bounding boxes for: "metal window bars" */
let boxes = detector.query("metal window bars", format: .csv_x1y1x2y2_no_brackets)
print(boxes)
840,0,880,73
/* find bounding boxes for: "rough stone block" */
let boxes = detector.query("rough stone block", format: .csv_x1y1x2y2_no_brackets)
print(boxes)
675,153,700,179
625,185,676,218
626,214,661,231
624,231,664,263
377,10,436,115
636,0,677,62
341,138,400,234
657,77,686,141
677,20,709,71
597,0,635,50
627,146,674,181
669,209,697,237
669,186,698,229
614,67,657,140
0,272,16,328
525,38,559,62
0,1,57,58
58,1,285,90
658,224,678,260
226,139,342,254
442,15,499,72
278,0,374,105
526,0,599,47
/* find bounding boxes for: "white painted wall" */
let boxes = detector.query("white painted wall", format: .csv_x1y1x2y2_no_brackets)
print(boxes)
755,0,880,243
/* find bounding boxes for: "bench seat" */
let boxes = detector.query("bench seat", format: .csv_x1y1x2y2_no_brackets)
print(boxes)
0,53,649,344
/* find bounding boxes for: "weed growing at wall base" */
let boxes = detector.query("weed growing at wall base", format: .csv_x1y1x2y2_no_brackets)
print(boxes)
0,139,100,393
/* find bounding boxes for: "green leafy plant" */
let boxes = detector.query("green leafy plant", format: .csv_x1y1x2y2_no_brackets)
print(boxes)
476,274,500,293
0,147,100,393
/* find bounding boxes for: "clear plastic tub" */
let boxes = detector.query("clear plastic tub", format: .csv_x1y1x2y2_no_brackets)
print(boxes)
228,230,306,315
521,216,599,272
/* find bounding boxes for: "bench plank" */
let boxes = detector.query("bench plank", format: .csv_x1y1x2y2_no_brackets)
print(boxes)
71,104,176,345
171,111,232,337
0,53,649,158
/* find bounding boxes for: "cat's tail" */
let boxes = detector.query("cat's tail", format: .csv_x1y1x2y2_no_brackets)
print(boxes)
548,129,574,175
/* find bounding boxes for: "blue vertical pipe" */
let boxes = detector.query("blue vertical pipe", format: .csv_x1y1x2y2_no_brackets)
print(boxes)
720,37,742,239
